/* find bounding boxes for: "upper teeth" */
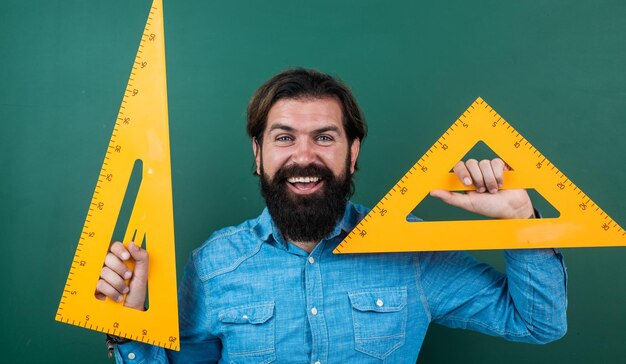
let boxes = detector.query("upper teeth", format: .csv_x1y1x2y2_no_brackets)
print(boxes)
288,176,320,183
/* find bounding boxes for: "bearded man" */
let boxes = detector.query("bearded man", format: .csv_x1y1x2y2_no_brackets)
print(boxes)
97,68,567,363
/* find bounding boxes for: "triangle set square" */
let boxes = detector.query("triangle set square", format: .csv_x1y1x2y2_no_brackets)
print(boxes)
334,98,626,254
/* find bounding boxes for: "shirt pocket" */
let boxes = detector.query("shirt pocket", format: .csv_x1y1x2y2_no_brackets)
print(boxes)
348,287,407,360
218,301,276,364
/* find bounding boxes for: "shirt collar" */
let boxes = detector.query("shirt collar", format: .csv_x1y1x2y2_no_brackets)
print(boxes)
254,207,276,243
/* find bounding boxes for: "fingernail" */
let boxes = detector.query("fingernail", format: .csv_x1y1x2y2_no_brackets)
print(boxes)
478,187,486,193
121,251,130,260
124,271,132,280
489,188,498,194
123,287,130,294
116,296,123,302
463,177,472,186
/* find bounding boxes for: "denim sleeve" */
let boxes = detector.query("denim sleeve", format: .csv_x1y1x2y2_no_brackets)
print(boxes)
166,254,222,362
115,341,167,363
420,248,567,344
114,255,222,363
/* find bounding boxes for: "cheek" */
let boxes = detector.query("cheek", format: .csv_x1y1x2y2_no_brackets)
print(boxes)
319,150,349,174
261,148,288,177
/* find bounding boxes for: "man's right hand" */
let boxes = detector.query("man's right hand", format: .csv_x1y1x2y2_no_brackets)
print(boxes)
95,241,149,311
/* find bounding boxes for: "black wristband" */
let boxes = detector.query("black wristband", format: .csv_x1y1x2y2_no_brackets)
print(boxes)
105,334,132,359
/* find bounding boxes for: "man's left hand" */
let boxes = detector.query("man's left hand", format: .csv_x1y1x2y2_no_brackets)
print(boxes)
430,158,534,219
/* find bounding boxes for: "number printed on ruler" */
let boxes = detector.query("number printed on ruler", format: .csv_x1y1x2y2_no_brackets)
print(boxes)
334,97,626,254
56,0,180,350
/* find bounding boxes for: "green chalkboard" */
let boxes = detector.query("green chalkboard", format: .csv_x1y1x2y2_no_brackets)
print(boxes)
1,0,625,363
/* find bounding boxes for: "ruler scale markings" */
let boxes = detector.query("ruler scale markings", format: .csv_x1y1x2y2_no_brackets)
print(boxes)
55,0,179,350
334,97,626,254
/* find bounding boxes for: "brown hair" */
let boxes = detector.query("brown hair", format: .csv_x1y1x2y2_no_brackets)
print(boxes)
246,68,367,146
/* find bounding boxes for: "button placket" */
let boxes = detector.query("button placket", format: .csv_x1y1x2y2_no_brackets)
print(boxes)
304,246,327,364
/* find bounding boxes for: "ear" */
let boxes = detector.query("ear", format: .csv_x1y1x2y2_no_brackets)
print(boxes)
252,137,261,175
349,138,361,174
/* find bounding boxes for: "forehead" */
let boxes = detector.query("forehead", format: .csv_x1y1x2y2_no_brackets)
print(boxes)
265,97,344,133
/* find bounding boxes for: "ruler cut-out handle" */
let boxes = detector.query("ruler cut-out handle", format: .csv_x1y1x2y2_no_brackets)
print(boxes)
56,0,180,350
437,171,521,191
334,97,626,254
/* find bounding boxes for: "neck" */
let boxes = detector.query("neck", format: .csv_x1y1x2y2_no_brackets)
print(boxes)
291,240,319,253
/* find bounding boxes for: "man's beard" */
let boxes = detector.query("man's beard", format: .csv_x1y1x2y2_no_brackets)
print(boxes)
260,158,353,243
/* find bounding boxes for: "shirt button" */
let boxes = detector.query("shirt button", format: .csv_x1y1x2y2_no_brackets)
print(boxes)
315,361,321,364
128,353,136,360
376,299,384,307
311,307,318,315
242,315,249,320
308,257,315,264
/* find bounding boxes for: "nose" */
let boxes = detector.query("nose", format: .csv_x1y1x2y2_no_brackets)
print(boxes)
291,138,317,166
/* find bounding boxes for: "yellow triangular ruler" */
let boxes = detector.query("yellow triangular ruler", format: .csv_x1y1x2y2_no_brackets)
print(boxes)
56,0,179,350
334,97,626,254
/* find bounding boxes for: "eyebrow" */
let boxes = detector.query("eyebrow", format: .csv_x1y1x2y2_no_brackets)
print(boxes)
268,123,341,134
315,126,341,134
268,123,295,133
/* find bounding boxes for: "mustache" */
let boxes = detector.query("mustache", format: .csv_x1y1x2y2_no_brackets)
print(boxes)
273,163,335,183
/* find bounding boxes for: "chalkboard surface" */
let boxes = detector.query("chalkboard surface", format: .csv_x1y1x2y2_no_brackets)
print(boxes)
1,0,624,363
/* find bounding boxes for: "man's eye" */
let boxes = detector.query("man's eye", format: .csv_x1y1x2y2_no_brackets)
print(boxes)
316,135,333,142
276,135,293,142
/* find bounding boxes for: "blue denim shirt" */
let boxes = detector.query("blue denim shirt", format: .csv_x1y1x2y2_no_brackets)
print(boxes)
115,202,567,363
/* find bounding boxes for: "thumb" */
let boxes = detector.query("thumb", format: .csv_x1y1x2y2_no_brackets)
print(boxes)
128,241,149,265
124,241,149,310
430,189,472,211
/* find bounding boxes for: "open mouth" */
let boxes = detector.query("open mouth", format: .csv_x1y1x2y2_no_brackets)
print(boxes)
286,176,323,194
